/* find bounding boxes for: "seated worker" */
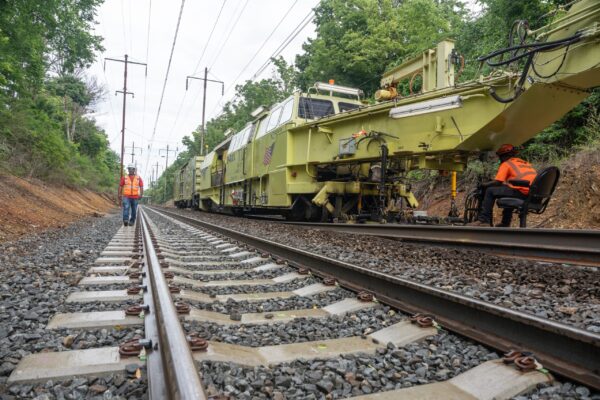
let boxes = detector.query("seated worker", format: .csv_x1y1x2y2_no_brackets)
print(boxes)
470,144,537,227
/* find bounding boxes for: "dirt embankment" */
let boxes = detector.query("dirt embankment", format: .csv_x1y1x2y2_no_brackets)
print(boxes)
415,149,600,229
0,173,117,241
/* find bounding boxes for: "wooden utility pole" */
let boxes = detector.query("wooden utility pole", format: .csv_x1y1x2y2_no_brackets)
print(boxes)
159,145,178,202
104,55,147,196
186,68,224,155
126,141,143,166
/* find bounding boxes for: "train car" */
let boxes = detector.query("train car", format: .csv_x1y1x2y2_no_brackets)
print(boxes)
196,88,366,219
173,156,203,208
173,169,182,206
185,0,600,221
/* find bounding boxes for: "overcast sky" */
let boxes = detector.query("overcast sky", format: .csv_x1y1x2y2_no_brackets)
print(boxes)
89,0,319,185
88,0,479,186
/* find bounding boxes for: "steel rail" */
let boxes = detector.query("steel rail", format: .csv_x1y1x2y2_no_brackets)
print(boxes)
280,222,600,265
151,207,600,390
139,208,207,399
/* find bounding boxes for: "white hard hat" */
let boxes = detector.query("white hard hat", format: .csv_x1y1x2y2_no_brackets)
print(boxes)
127,164,136,170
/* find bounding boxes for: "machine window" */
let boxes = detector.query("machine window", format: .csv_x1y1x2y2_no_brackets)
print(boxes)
229,125,255,153
256,116,268,138
279,97,294,125
200,151,215,170
339,102,360,112
266,106,282,132
242,124,253,143
298,97,334,119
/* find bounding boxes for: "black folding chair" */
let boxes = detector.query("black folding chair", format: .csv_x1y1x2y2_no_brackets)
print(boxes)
496,166,560,228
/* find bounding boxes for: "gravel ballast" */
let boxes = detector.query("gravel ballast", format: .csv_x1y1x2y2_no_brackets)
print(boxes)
0,213,148,399
162,209,600,332
6,208,588,399
146,207,598,399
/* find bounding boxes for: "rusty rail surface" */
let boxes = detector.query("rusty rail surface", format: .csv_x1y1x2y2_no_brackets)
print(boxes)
150,206,600,391
138,208,207,399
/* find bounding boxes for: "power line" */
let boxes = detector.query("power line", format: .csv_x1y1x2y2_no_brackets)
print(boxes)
141,0,152,151
251,8,314,80
208,0,249,70
224,0,299,98
209,0,300,118
96,13,124,144
144,0,186,178
120,0,128,54
128,0,133,56
166,0,230,142
191,0,228,76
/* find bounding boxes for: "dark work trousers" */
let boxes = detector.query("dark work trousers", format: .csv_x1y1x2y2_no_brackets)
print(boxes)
479,185,526,224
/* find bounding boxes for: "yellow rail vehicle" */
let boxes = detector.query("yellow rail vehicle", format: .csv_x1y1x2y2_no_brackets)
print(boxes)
173,156,203,209
175,0,600,221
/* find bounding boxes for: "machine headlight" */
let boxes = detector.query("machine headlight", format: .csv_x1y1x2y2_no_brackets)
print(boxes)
389,95,462,119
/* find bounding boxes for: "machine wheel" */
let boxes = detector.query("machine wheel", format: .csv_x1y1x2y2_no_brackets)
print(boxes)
463,189,481,223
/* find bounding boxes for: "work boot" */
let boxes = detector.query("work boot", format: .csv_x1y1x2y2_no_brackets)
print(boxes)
123,221,129,227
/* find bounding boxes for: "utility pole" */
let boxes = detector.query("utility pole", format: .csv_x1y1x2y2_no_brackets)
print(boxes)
126,141,143,166
104,55,147,195
186,68,224,155
159,145,178,202
153,162,160,188
151,162,160,204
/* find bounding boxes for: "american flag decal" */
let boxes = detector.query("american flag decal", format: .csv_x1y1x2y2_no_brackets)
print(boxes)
263,143,274,165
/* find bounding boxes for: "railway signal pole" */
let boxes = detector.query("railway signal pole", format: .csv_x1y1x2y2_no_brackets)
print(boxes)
186,68,224,155
104,55,147,194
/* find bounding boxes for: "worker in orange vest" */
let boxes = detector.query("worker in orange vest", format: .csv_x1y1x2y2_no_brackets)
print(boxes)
470,144,537,227
119,164,144,227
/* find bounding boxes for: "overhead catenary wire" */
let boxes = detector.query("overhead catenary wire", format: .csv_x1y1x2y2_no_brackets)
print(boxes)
250,8,314,80
224,0,299,97
120,0,128,54
143,0,186,178
96,13,123,144
208,0,250,70
128,0,134,56
209,0,301,118
172,0,248,135
140,0,152,157
191,0,228,76
165,0,231,144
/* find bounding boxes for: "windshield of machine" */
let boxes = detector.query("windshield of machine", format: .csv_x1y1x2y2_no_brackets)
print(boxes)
298,97,334,119
338,102,361,112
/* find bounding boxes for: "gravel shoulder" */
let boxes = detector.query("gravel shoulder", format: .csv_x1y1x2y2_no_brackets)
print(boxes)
0,213,147,399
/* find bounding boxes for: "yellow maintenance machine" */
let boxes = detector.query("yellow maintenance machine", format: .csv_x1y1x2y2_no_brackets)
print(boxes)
173,156,203,209
184,0,600,221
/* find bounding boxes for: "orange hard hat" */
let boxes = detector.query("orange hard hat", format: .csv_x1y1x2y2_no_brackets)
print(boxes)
496,144,516,156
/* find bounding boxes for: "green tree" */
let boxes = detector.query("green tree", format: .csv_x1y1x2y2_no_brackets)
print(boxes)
0,0,103,96
295,0,466,95
0,0,117,191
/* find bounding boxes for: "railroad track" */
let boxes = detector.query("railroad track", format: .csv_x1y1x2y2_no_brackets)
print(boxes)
278,222,600,266
7,206,598,399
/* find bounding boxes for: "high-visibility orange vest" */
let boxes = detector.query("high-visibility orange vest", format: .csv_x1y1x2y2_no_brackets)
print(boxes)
499,158,537,195
123,175,141,197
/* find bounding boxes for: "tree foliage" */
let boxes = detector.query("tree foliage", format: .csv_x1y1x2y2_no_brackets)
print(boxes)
0,0,117,191
295,0,466,95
